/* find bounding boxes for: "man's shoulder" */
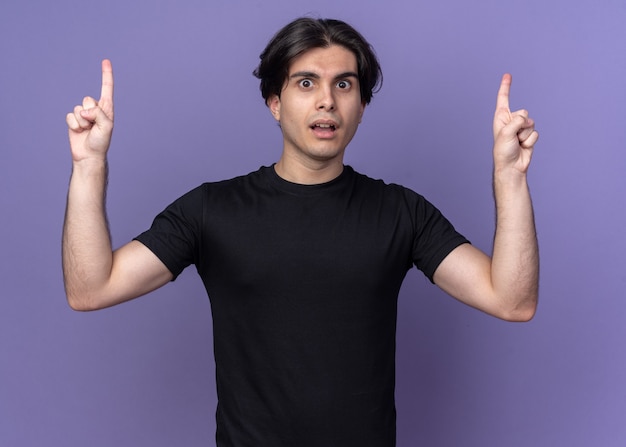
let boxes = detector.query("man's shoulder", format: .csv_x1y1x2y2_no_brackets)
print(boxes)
348,166,420,198
164,166,270,209
190,165,271,195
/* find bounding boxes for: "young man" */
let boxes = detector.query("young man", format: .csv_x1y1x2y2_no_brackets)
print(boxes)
64,17,538,447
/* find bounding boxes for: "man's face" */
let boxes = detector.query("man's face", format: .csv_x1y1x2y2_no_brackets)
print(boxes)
268,45,365,167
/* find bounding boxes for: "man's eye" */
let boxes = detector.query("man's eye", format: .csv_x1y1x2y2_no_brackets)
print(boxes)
299,79,313,88
337,80,351,89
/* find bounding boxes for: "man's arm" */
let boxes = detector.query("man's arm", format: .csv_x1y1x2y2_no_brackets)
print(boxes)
433,74,539,322
63,60,172,311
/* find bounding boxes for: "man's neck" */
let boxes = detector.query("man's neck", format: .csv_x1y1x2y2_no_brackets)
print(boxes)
274,155,344,185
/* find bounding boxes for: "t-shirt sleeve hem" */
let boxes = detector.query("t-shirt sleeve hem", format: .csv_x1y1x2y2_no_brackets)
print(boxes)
133,234,183,281
422,237,470,284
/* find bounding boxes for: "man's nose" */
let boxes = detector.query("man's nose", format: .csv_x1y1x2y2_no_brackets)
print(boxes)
316,85,335,111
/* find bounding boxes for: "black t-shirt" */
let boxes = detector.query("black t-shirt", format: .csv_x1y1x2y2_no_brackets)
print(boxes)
135,165,468,447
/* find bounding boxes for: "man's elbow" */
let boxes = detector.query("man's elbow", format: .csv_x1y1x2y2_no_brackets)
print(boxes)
65,287,108,312
503,307,536,322
66,293,98,312
500,297,538,322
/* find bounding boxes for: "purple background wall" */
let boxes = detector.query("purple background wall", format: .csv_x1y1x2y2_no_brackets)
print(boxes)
1,0,625,445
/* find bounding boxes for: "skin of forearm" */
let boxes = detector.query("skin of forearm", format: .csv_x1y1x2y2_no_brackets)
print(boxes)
490,167,539,320
62,158,113,310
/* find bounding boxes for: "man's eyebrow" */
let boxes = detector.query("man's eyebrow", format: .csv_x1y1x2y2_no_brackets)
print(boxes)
334,71,359,81
290,71,320,79
289,71,359,81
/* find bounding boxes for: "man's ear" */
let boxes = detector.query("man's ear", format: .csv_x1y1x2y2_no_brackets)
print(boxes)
268,95,281,121
359,102,366,124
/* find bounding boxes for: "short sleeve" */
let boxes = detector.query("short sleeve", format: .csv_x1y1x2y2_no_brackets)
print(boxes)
134,185,204,280
409,192,470,283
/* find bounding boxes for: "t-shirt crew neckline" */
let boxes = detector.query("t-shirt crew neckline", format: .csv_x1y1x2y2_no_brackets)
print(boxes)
265,164,353,196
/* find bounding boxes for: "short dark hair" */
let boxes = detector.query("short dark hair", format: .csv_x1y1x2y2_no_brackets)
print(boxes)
253,17,383,105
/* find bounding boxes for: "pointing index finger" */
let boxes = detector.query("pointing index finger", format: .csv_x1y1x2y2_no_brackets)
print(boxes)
496,73,512,112
100,59,114,105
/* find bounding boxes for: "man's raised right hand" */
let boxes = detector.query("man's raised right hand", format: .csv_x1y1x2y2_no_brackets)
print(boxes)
66,59,114,162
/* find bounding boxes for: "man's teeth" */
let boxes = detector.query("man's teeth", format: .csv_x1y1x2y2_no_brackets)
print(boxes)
315,124,334,128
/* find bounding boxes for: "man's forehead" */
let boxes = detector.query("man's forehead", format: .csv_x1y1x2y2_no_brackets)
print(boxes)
287,45,358,76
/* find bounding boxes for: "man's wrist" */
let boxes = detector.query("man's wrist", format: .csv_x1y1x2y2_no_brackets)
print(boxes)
493,165,528,187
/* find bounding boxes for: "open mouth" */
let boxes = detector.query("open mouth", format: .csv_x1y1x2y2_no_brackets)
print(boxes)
312,123,336,131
